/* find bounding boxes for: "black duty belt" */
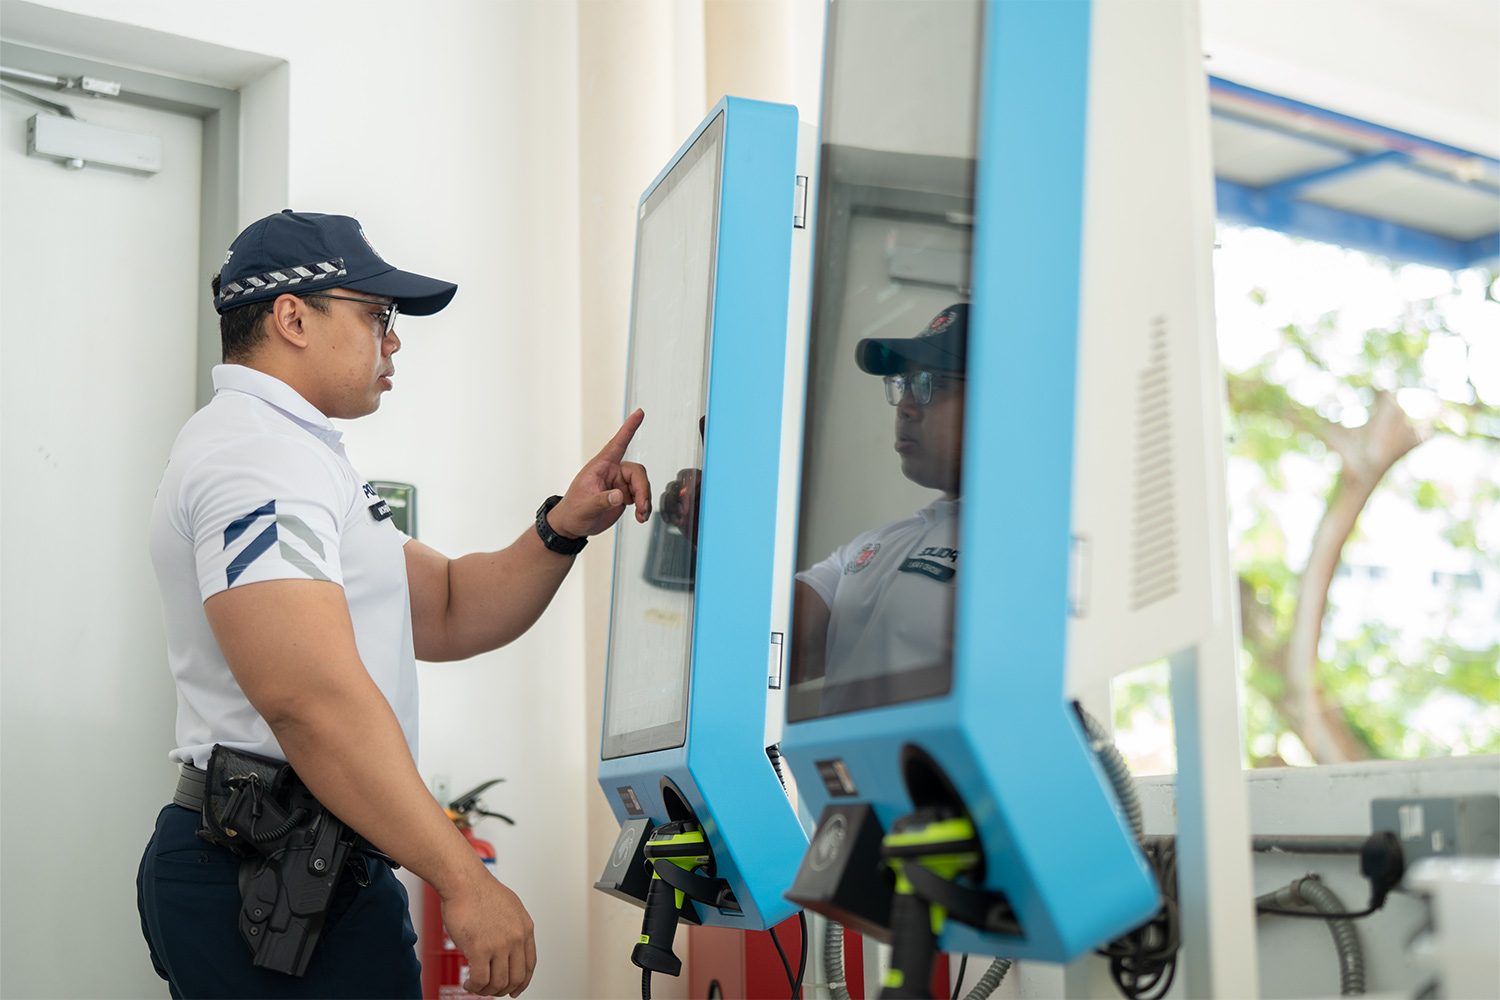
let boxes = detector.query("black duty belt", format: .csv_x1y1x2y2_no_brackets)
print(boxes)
177,761,394,866
174,748,394,977
174,763,209,812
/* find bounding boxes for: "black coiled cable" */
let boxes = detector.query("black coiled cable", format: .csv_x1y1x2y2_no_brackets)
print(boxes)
1097,839,1179,1000
1076,705,1181,1000
250,807,309,843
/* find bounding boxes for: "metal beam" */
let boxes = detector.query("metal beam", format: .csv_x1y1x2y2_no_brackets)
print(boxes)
1263,149,1409,199
1216,178,1489,271
1466,232,1500,267
1213,104,1500,198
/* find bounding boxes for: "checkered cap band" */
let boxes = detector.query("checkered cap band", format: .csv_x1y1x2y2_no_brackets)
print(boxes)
217,258,348,306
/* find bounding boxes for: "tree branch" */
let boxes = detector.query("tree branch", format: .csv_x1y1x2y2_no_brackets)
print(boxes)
1283,391,1426,762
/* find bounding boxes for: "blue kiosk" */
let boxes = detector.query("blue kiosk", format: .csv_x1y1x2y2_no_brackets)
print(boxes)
593,95,813,988
781,0,1240,995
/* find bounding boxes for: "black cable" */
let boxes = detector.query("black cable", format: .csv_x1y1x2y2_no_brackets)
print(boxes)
769,923,797,999
793,911,808,1000
1098,838,1179,1000
250,806,308,843
951,953,968,1000
641,968,651,1000
1257,831,1404,922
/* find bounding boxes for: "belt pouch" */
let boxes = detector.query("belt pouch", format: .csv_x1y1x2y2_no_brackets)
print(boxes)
196,744,293,856
196,744,355,977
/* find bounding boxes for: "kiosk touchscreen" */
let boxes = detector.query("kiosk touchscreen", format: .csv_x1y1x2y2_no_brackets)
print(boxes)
782,0,1236,981
594,96,813,979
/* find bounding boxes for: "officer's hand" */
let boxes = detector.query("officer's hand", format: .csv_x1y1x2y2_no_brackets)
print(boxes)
548,409,652,539
441,872,537,997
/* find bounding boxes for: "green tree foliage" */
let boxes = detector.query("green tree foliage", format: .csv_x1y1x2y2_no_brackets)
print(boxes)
1224,246,1499,766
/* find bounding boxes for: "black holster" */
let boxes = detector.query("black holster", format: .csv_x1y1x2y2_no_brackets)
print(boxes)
196,745,359,977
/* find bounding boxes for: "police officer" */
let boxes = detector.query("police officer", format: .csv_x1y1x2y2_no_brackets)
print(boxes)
138,210,652,998
789,304,966,714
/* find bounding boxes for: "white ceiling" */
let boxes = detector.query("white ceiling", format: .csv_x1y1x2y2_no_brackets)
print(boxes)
1201,0,1499,159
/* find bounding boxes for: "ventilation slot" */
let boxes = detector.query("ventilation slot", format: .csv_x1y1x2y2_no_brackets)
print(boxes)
1131,317,1179,611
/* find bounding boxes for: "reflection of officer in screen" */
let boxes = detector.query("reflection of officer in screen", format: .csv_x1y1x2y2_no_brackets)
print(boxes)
659,417,705,548
790,304,967,714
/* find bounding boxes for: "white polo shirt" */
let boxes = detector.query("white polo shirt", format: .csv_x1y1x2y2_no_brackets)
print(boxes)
149,364,418,769
796,499,959,709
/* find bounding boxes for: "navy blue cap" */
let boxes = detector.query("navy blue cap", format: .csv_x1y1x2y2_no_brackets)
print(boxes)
214,209,457,316
855,303,968,375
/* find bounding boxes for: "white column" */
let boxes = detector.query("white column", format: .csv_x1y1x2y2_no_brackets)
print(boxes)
577,3,706,997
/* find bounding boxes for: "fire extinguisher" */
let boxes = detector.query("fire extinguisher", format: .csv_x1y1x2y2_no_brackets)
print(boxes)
422,779,515,1000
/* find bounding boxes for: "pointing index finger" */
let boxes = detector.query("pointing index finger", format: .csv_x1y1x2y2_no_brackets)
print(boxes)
595,408,645,463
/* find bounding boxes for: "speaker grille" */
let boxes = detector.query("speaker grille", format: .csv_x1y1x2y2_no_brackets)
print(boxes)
1131,316,1179,610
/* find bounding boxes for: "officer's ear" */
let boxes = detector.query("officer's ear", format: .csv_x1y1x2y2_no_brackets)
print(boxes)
268,294,313,350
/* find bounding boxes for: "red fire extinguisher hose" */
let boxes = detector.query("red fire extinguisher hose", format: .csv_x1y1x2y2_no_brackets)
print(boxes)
421,779,514,1000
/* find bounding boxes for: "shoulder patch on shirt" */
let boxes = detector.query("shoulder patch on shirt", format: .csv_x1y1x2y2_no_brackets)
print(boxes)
223,499,332,587
844,542,881,574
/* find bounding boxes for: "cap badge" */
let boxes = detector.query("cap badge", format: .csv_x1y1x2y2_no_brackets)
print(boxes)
358,227,384,261
921,311,956,339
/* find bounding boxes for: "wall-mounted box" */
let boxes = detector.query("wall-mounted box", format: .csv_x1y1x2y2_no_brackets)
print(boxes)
28,112,161,173
1373,795,1500,862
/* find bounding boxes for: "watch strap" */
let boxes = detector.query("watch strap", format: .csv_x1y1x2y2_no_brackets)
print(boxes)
535,495,587,555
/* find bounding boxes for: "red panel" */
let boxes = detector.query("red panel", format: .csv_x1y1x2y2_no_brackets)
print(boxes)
930,953,950,1000
844,928,864,998
689,924,746,999
688,915,805,1000
745,914,804,999
689,921,951,999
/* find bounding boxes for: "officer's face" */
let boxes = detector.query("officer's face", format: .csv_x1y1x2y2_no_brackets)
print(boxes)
893,367,964,498
308,292,401,419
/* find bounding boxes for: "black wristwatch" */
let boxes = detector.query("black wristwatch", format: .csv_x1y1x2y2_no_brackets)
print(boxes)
535,495,587,555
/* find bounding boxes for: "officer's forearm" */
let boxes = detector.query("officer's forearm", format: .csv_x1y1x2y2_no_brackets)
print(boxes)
789,580,831,683
267,682,492,899
406,529,574,662
205,578,494,899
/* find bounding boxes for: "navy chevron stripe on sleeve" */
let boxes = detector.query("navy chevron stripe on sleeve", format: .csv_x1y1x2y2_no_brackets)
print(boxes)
224,499,276,547
226,522,279,587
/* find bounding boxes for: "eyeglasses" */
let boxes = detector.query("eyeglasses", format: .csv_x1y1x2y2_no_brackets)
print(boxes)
883,371,965,406
299,292,399,337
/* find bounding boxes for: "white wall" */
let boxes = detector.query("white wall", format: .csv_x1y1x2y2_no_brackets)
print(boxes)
574,3,709,995
1,2,590,997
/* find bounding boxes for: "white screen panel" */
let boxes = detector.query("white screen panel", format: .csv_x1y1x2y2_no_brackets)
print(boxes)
602,114,724,758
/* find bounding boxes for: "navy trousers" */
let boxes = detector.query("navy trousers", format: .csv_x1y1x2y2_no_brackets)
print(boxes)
137,804,422,999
